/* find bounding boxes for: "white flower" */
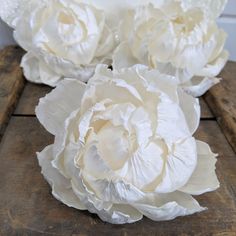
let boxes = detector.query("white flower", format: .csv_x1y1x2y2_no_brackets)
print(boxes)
36,64,219,224
113,1,229,97
9,0,115,86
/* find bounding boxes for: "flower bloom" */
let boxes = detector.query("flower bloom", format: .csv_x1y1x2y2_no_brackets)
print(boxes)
113,1,229,97
36,65,219,224
5,0,115,86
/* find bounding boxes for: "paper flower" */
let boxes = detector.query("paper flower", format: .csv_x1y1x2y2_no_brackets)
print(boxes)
113,1,228,97
1,0,115,86
36,65,219,224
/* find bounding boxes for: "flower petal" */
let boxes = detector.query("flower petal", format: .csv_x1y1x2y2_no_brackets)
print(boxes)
36,79,86,135
182,76,221,97
180,140,219,195
156,137,197,193
82,174,145,204
112,42,140,70
178,88,200,134
96,204,143,224
133,191,205,221
156,94,191,143
0,0,27,27
37,49,96,83
196,50,229,78
21,51,62,86
37,145,86,210
180,0,227,19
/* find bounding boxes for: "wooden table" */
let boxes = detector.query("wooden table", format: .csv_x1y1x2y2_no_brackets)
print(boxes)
0,47,236,235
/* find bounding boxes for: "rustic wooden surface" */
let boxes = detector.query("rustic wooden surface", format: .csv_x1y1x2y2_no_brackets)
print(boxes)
0,118,235,235
204,61,236,153
0,47,236,235
0,46,25,139
14,83,51,116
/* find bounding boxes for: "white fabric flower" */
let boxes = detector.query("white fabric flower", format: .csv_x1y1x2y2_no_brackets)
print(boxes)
36,64,219,224
7,0,115,86
113,1,229,97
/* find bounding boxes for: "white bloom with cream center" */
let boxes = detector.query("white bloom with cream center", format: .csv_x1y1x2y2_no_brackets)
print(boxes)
2,0,115,86
113,1,229,97
36,65,219,224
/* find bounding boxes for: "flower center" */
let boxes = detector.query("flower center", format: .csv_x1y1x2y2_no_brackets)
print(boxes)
58,12,75,24
96,123,130,170
173,8,204,34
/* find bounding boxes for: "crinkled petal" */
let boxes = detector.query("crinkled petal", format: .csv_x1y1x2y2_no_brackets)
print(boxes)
122,140,166,191
37,145,86,210
156,94,191,143
0,0,29,27
180,140,219,195
21,51,62,86
196,50,229,78
81,0,161,29
182,77,221,97
37,50,96,83
96,204,143,224
82,174,145,204
156,137,197,193
133,191,205,221
180,0,227,19
72,177,143,224
36,79,86,135
178,88,200,134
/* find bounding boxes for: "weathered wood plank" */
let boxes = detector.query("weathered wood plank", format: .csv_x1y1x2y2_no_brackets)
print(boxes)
14,82,51,116
199,98,214,119
204,61,236,153
0,118,235,235
0,46,25,139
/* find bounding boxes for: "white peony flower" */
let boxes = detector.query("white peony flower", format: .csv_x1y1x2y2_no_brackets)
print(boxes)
3,0,115,86
76,0,228,29
113,1,229,97
36,64,219,224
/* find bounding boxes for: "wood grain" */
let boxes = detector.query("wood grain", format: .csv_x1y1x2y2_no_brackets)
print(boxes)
204,61,236,153
199,98,214,119
14,82,51,116
0,46,25,139
0,117,235,235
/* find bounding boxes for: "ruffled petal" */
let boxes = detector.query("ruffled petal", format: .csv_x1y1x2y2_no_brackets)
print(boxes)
36,79,86,135
122,140,166,191
178,88,200,134
196,50,229,78
156,137,197,193
37,49,96,83
81,174,146,204
96,204,143,224
0,0,27,27
133,191,205,221
21,51,62,86
37,145,86,210
180,140,219,195
182,76,221,97
180,0,227,19
156,94,191,143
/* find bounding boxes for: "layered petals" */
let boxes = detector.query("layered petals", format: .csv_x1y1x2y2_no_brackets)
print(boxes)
35,79,86,135
37,65,219,224
113,2,228,97
7,0,116,86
